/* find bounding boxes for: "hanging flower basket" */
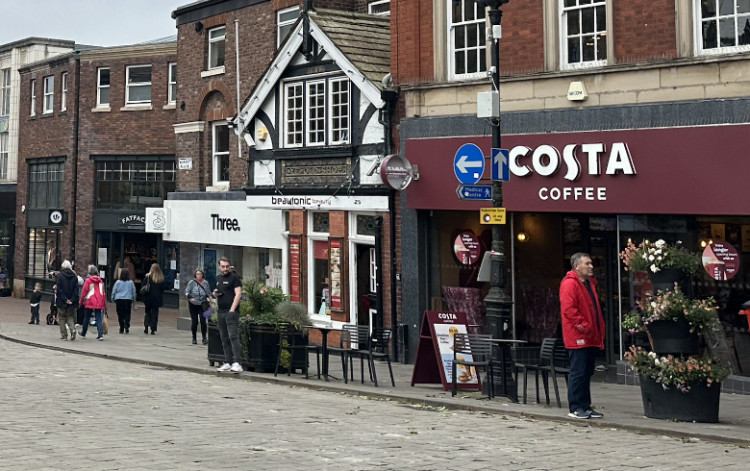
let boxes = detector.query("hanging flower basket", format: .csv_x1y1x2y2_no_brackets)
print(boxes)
648,267,689,294
646,318,700,356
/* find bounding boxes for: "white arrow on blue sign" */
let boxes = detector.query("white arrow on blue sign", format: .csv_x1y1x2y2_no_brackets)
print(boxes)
456,184,493,200
453,143,485,184
491,148,509,181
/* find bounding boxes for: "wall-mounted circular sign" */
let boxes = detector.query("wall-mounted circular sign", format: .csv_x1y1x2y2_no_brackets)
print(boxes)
453,231,481,266
48,210,64,226
379,154,414,190
702,239,740,281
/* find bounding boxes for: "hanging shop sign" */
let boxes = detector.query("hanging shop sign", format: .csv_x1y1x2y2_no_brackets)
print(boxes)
702,240,740,281
380,154,415,190
453,231,481,266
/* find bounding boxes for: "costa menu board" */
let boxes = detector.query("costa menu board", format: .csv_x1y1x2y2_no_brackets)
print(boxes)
289,236,301,302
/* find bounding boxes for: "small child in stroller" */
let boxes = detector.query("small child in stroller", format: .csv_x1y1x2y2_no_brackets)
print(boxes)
46,284,59,325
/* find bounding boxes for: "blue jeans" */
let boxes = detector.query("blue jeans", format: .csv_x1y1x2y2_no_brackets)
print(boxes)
217,309,242,364
81,308,103,338
567,347,598,413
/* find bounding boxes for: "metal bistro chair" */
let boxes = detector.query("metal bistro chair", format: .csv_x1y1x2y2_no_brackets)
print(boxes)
366,328,395,387
520,338,570,408
274,323,321,379
512,344,543,404
452,333,494,399
326,325,370,383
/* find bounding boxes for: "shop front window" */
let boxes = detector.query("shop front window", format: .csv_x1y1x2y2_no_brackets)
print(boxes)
95,159,176,210
28,161,64,209
27,228,62,279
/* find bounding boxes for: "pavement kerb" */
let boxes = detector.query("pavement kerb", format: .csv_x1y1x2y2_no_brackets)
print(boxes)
3,331,749,447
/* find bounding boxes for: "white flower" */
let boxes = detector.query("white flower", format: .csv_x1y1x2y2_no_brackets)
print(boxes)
655,239,666,248
648,351,657,359
650,264,659,273
648,255,655,261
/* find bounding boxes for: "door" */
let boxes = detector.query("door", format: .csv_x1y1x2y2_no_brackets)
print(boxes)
354,243,376,328
589,233,619,364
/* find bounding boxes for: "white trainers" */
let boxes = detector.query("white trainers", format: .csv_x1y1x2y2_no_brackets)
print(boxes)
230,362,243,373
216,363,232,372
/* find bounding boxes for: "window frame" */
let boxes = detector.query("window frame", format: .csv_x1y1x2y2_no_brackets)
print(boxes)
560,0,608,70
125,64,152,105
43,75,54,114
60,72,67,112
211,121,230,186
97,67,110,107
282,75,351,149
28,160,64,209
368,0,390,16
447,0,488,81
0,133,8,180
0,68,10,116
30,79,36,116
94,159,176,210
695,0,750,55
277,6,301,47
207,26,226,70
168,62,177,104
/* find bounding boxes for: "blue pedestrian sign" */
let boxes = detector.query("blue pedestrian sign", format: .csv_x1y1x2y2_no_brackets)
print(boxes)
456,184,493,200
453,143,485,184
491,148,509,181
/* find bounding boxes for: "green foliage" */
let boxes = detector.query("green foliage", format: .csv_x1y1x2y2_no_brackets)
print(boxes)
625,345,730,392
621,287,718,334
620,239,700,275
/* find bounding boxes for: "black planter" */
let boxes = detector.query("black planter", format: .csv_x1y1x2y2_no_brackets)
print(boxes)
240,324,309,373
646,318,699,355
207,323,225,366
648,268,688,294
640,376,721,423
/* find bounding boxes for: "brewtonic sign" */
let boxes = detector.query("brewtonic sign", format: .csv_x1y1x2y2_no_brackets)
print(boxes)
405,124,750,215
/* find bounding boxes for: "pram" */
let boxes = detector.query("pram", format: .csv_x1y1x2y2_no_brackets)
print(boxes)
46,291,58,325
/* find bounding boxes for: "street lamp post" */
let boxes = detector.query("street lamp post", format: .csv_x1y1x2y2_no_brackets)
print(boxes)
468,0,514,396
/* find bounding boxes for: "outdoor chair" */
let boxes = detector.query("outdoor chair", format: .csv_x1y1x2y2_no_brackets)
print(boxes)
511,344,543,404
366,328,395,387
325,326,355,383
326,324,370,383
451,333,494,399
518,338,570,407
274,322,321,379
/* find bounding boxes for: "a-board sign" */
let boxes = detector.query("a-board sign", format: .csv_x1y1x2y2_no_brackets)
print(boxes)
411,311,481,391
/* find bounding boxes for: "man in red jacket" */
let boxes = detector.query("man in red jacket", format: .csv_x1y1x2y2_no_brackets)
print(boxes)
559,252,605,419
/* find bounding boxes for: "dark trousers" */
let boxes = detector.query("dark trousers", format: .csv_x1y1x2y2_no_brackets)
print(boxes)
30,305,40,322
144,303,159,332
217,309,242,364
115,299,132,332
567,346,598,413
188,302,207,340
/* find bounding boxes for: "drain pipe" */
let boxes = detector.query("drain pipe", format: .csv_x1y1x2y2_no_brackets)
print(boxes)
235,19,242,160
71,52,80,263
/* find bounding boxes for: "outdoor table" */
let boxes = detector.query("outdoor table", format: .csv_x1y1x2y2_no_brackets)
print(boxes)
487,338,528,402
307,324,341,381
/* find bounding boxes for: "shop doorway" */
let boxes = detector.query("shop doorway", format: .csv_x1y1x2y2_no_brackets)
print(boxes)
588,233,620,365
97,231,159,294
354,243,376,327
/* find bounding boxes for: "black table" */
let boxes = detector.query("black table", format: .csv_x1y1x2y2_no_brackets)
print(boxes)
487,338,528,402
307,324,341,381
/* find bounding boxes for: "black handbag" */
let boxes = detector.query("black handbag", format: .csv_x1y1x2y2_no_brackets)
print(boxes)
198,282,211,311
139,276,151,296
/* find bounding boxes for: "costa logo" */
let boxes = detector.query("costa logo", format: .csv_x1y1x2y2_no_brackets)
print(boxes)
509,142,636,181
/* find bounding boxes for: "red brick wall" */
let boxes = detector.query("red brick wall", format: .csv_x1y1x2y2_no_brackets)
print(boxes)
391,0,433,84
613,0,677,63
499,0,545,75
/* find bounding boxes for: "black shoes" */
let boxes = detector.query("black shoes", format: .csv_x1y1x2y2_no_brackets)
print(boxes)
202,337,208,345
192,338,197,345
144,328,149,334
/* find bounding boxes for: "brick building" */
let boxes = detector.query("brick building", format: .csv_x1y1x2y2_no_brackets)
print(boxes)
14,40,178,304
152,0,400,344
0,38,75,295
392,1,750,365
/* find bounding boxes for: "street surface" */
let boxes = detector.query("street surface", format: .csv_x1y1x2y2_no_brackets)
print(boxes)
1,339,748,471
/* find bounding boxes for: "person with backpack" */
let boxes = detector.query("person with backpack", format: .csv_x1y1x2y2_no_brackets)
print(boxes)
79,265,107,341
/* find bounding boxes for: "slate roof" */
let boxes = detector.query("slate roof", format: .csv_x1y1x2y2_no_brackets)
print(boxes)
310,8,390,90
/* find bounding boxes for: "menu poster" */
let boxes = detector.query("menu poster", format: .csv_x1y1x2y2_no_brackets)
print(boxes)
411,311,481,391
289,236,301,303
329,238,342,310
702,240,740,281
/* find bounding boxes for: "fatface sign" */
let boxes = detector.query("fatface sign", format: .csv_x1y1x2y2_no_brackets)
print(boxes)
405,124,750,215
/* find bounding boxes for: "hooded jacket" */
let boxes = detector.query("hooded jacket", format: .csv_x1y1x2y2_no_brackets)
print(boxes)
80,275,106,310
55,268,79,307
559,270,605,349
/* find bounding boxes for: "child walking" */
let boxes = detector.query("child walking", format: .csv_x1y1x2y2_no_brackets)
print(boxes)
29,283,42,324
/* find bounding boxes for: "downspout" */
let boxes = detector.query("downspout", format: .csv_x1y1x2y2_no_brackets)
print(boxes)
378,88,399,360
71,52,80,262
235,19,242,161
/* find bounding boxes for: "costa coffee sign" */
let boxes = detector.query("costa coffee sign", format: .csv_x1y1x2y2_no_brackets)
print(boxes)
405,124,750,215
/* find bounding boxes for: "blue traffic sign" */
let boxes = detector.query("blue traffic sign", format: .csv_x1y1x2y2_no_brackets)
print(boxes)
456,184,493,200
453,143,485,184
491,148,509,181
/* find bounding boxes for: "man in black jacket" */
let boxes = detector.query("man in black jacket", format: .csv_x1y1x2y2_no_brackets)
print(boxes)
55,260,79,341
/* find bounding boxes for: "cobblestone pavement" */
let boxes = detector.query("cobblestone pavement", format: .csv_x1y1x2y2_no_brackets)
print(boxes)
2,340,749,471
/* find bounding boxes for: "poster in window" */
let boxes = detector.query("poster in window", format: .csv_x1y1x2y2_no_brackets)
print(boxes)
329,238,342,310
289,236,301,303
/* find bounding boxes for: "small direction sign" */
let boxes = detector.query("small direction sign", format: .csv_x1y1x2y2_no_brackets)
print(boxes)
491,148,509,181
453,143,485,184
480,207,506,225
456,184,492,200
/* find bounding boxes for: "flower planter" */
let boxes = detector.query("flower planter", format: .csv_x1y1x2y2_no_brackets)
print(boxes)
646,318,699,355
239,324,308,373
207,323,225,366
640,376,721,423
648,268,688,294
